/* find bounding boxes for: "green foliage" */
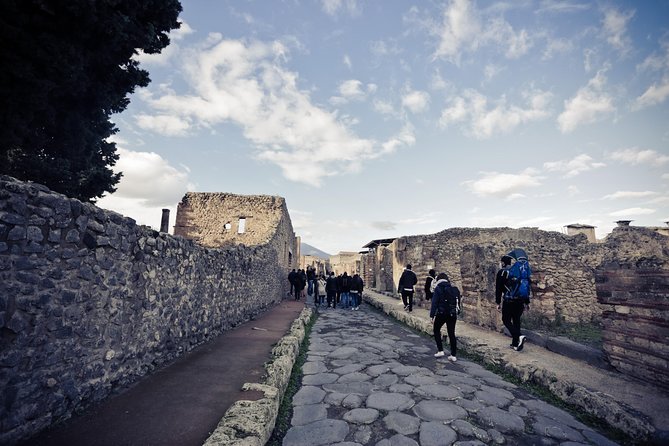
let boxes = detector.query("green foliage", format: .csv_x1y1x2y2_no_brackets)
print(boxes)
267,312,317,446
523,312,603,349
0,0,182,201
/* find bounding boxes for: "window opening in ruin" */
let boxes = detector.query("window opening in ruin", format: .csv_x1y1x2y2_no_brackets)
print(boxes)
238,217,246,234
224,222,232,231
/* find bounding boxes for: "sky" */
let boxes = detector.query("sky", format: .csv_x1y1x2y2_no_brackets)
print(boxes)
97,0,669,255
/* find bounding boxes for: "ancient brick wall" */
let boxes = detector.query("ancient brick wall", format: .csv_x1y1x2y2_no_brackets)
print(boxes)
596,258,669,391
0,176,295,445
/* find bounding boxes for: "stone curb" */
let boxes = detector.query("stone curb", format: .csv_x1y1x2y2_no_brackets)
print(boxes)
202,307,314,446
363,291,658,442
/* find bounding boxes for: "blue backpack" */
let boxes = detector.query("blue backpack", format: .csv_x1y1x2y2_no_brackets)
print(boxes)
506,259,531,300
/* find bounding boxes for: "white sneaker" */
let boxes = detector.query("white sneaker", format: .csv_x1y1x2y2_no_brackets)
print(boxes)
434,351,445,357
448,355,457,362
517,335,526,352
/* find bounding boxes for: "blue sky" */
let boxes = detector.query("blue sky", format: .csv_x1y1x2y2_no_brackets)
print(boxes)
98,0,669,254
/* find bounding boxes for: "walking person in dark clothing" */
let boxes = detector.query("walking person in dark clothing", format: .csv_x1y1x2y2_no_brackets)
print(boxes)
424,269,436,302
350,273,364,310
326,272,338,308
398,264,418,312
496,254,530,351
430,273,461,361
288,269,297,296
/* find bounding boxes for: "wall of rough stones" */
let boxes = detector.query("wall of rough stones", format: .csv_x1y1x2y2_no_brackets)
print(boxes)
369,226,668,330
0,176,295,445
365,225,669,387
596,257,669,391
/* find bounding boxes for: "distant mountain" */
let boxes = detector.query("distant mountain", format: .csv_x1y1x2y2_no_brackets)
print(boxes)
301,242,331,259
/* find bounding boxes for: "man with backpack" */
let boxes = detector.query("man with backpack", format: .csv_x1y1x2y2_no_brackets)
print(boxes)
497,250,532,351
430,272,461,361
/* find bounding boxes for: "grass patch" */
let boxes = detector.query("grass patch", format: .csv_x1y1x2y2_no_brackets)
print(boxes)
523,312,603,349
266,311,317,446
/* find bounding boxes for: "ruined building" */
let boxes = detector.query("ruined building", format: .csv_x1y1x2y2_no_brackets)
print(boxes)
174,191,298,265
362,225,669,391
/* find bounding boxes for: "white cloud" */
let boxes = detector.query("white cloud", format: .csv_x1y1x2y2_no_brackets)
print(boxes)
343,54,352,69
330,79,376,105
567,185,581,196
97,148,194,230
542,37,574,60
380,124,416,155
601,6,634,54
536,1,591,15
402,89,430,113
603,191,658,200
483,64,503,82
609,148,669,165
463,169,543,198
322,0,360,16
557,70,615,133
428,0,532,64
439,88,552,139
609,207,656,217
339,79,365,98
137,38,410,186
373,99,396,115
633,42,669,109
634,81,669,109
136,114,191,136
543,154,605,178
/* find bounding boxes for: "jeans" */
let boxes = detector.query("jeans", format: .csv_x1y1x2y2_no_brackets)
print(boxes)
340,292,350,308
307,280,314,296
350,292,359,307
433,313,457,356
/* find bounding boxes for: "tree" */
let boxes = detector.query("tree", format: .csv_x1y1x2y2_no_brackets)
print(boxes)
0,0,182,201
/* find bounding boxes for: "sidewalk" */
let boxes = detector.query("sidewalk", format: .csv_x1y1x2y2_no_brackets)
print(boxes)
363,289,669,444
20,299,307,446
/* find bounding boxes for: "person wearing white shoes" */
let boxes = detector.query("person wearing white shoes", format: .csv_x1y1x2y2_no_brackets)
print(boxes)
429,272,461,361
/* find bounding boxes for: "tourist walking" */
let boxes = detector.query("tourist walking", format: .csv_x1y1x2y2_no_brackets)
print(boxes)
424,268,436,302
326,272,338,308
398,264,418,312
430,272,461,361
350,273,364,310
339,272,351,309
288,269,297,297
496,250,532,351
317,275,327,307
307,266,316,297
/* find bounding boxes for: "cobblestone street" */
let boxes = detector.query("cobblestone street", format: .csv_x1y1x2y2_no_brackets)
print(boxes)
283,304,618,446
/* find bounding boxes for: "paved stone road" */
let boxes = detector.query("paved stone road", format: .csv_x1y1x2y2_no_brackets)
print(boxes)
283,304,619,446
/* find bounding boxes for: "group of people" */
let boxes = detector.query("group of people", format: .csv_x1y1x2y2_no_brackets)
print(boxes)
397,250,532,362
288,267,365,310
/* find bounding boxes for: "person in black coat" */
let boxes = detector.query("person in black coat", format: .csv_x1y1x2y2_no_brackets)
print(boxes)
325,272,338,308
350,273,364,310
430,272,461,361
397,264,418,312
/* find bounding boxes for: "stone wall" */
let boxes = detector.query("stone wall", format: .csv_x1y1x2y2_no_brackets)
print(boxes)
364,224,669,388
596,258,669,391
367,226,668,329
0,176,295,445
